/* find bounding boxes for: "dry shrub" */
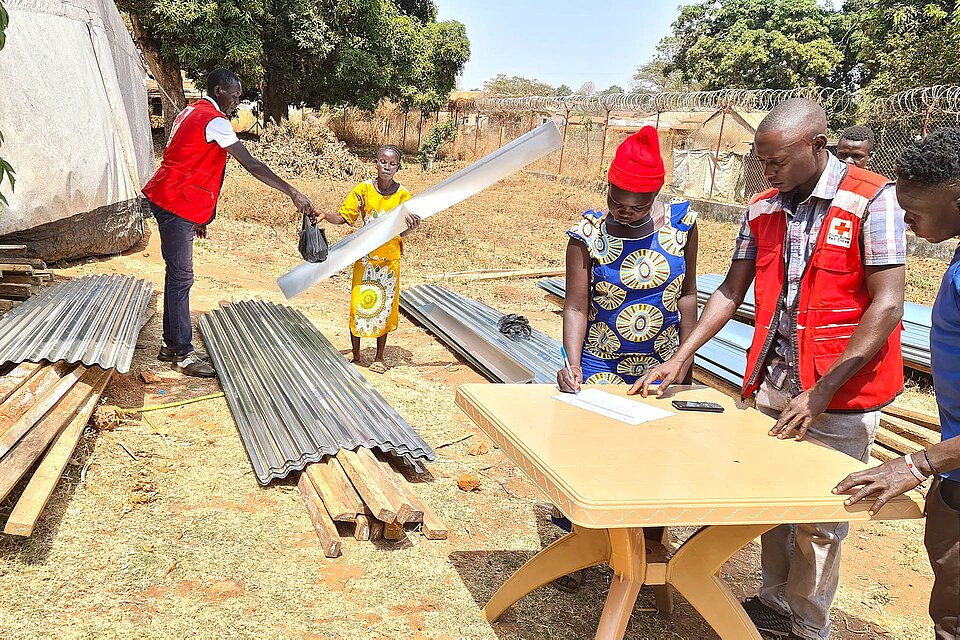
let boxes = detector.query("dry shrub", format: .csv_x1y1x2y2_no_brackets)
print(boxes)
240,119,369,181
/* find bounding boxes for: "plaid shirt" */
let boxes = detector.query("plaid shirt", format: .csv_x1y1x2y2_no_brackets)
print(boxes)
732,154,907,393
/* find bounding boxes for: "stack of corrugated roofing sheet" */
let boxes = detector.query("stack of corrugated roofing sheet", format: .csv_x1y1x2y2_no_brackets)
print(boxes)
534,277,751,388
696,273,932,372
198,299,435,485
401,285,563,384
0,275,153,373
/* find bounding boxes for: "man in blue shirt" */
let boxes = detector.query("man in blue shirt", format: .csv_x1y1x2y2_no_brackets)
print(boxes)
836,127,960,639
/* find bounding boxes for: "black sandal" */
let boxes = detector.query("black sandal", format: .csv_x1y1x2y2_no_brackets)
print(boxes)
741,596,792,637
553,570,585,593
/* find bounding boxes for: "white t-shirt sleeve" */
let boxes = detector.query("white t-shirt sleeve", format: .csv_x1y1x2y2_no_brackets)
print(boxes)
204,116,239,148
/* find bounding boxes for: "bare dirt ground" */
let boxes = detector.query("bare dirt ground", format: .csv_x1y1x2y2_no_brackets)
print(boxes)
0,158,950,639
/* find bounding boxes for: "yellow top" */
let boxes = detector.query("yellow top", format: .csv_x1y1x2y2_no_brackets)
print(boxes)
339,180,412,262
455,384,925,529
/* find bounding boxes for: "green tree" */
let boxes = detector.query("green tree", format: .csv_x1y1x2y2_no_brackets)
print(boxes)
600,84,624,95
848,0,960,98
555,84,573,96
660,0,847,90
0,0,13,211
482,74,555,97
632,39,699,92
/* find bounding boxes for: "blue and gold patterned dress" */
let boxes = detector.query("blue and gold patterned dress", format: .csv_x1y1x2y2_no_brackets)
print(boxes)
567,200,696,385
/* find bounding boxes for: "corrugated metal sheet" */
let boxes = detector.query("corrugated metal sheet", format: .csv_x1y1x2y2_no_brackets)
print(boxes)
401,284,563,384
0,275,153,373
198,299,435,485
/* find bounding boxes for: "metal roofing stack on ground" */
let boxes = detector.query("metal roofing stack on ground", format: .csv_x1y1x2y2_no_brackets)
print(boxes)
536,277,751,388
198,299,435,485
696,273,933,373
401,284,563,384
0,275,153,373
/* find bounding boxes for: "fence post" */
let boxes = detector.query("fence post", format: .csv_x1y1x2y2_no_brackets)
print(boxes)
598,107,612,178
416,112,424,148
499,120,505,148
474,111,482,157
558,104,573,175
708,105,729,202
401,110,408,148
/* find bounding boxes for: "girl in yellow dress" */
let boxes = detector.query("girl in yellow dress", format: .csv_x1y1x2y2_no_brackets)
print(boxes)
319,145,420,373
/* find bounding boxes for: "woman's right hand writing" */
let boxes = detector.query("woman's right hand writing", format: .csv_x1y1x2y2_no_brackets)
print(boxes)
557,364,583,394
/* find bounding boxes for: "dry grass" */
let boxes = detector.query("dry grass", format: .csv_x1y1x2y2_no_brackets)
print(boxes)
0,153,948,639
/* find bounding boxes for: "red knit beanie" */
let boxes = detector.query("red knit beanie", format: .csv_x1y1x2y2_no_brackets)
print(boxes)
607,126,665,193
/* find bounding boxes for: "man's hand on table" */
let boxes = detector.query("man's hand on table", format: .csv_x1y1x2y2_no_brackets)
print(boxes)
833,457,924,515
631,355,689,397
768,385,832,440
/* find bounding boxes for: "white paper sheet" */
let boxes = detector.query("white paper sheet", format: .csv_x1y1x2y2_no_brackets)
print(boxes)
552,388,675,425
277,121,564,299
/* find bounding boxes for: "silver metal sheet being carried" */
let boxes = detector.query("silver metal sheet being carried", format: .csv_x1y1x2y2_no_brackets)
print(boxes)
0,274,153,373
198,299,435,485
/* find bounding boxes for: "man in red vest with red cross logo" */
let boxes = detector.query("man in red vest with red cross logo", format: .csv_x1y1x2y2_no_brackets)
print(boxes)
142,69,315,377
639,98,907,639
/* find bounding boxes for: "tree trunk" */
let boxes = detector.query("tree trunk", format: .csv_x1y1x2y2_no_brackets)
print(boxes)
128,14,185,141
261,67,290,125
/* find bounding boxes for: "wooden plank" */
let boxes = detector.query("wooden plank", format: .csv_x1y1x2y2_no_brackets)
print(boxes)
3,369,111,536
397,482,448,540
353,514,372,541
543,293,564,309
0,367,102,502
428,267,565,281
870,442,901,464
0,363,68,428
692,367,745,403
0,362,42,405
0,245,28,257
0,299,21,314
0,365,87,459
383,520,406,541
0,257,45,268
369,518,384,541
337,448,397,522
880,415,939,449
875,427,923,457
297,472,342,558
0,264,34,274
0,274,44,285
305,458,364,522
356,447,418,523
883,403,940,432
0,283,34,299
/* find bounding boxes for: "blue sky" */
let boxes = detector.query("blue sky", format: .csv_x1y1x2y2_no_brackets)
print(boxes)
435,1,682,92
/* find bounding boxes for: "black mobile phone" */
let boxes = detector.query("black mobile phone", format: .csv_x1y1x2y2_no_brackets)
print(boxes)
672,400,725,413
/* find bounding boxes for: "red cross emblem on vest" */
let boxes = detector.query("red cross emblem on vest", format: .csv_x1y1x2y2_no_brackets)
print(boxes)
826,217,854,248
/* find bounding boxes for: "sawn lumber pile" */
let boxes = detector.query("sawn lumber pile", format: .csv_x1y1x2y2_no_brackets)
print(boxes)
870,404,942,464
297,447,447,558
0,245,52,313
0,361,112,536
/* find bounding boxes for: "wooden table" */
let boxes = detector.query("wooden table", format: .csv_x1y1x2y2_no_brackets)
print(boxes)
455,384,924,640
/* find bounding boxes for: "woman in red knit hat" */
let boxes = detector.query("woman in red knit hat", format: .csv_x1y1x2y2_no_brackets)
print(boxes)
551,126,700,590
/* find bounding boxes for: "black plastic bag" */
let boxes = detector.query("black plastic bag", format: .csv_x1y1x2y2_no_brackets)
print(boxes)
497,313,532,340
298,215,329,263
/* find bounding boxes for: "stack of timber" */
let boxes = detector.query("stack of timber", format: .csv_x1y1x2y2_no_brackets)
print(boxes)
297,447,447,558
0,361,112,536
0,245,52,313
871,404,942,464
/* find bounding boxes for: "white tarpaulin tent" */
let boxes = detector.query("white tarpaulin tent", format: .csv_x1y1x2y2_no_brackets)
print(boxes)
0,0,154,260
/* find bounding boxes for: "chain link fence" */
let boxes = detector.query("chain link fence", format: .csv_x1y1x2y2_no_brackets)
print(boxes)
327,86,960,205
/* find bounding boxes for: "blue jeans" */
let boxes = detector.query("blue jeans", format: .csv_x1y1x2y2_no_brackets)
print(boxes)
150,201,196,355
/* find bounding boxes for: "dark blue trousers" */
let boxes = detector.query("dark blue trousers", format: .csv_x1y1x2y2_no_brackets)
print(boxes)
150,201,196,355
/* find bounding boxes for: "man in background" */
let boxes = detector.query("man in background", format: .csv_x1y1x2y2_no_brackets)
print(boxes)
836,125,875,168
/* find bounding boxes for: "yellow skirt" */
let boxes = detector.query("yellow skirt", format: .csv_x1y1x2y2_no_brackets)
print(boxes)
349,256,400,338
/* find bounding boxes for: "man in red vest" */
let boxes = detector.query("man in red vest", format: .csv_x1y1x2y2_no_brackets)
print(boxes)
638,98,907,639
142,69,314,377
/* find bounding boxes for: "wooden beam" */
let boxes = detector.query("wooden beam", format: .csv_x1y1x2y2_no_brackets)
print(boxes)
0,245,28,257
3,369,111,536
0,363,69,432
0,283,35,299
875,427,923,457
870,442,901,464
0,365,87,459
353,513,372,541
383,520,407,541
0,367,102,502
427,267,566,282
0,362,41,405
304,458,364,522
543,293,564,309
397,482,448,540
369,518,384,541
356,447,419,523
297,472,341,558
692,367,744,403
883,403,940,432
337,448,397,522
0,264,33,274
880,414,939,449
